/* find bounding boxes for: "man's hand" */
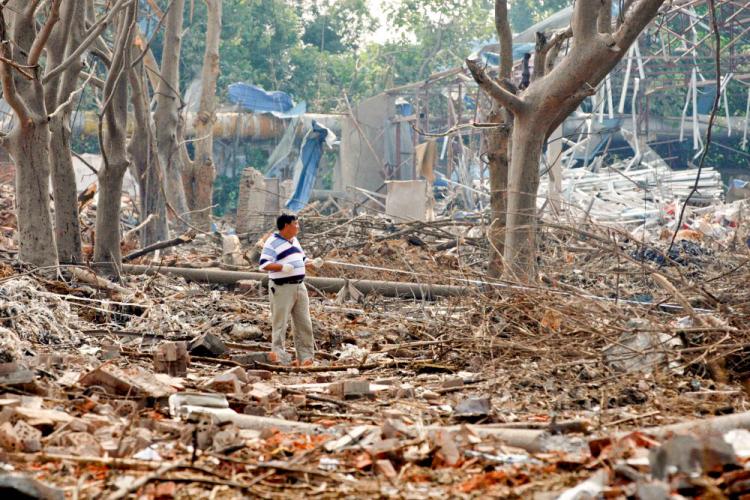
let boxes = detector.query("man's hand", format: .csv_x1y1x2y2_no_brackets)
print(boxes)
306,257,324,269
281,263,294,273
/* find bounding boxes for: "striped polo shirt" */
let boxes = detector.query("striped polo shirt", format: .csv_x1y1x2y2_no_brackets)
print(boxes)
259,233,307,284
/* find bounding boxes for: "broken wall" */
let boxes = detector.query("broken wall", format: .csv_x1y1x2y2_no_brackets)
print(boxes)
337,94,414,193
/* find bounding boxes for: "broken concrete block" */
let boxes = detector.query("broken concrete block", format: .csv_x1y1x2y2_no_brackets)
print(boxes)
229,324,264,341
604,321,682,373
168,393,229,419
0,421,20,451
289,394,306,407
375,458,398,478
454,397,491,418
243,403,267,416
0,473,64,500
432,429,460,466
14,407,74,427
368,438,402,456
442,377,464,389
101,344,120,360
13,420,41,452
212,425,243,453
222,366,249,384
245,369,272,381
189,333,227,358
222,235,243,267
153,341,189,377
329,379,371,399
382,418,412,440
78,365,175,399
324,426,369,452
65,432,103,457
207,372,244,395
248,382,279,405
0,362,34,386
649,434,737,480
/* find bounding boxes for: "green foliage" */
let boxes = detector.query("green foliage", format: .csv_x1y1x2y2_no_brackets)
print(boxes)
508,0,570,32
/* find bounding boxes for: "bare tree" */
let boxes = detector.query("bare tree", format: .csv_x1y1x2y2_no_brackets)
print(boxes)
469,0,665,281
484,0,514,277
128,51,170,248
0,1,63,267
154,0,190,220
183,0,222,232
44,0,87,264
94,3,137,267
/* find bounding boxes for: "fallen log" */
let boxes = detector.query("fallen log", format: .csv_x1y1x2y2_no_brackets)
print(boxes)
123,230,196,262
120,264,467,299
68,267,131,295
635,411,750,438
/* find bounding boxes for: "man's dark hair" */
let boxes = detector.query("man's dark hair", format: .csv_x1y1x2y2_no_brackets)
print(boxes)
277,213,297,231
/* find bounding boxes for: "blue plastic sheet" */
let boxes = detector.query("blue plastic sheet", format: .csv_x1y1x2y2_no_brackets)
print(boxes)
227,83,306,117
285,121,330,212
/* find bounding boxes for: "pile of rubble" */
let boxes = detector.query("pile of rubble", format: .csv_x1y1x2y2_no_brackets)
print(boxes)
0,179,748,496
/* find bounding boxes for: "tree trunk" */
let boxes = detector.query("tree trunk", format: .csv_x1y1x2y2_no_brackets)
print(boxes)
45,0,85,264
485,0,513,278
183,0,222,232
129,59,169,247
94,4,136,267
0,2,60,268
504,118,546,281
485,104,510,277
469,0,666,282
7,123,58,267
154,0,189,221
48,116,82,263
94,166,126,264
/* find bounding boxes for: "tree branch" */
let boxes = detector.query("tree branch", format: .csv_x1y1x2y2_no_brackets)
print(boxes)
533,32,548,82
48,71,93,120
27,0,62,67
0,9,30,124
614,0,666,49
43,0,132,84
131,0,175,69
598,0,613,34
24,0,43,18
26,0,62,66
572,0,602,42
533,28,572,81
494,0,512,79
466,58,525,115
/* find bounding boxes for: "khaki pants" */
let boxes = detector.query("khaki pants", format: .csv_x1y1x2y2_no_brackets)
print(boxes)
269,282,314,361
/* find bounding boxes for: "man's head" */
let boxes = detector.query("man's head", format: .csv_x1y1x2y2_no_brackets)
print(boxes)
276,214,299,239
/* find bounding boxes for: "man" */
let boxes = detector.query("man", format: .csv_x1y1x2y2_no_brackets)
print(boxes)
259,214,322,365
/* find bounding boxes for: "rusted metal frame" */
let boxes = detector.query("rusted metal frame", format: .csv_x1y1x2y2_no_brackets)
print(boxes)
673,0,750,62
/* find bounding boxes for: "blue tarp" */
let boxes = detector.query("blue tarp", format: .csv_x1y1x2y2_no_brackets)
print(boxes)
285,121,330,212
227,83,306,117
697,85,717,115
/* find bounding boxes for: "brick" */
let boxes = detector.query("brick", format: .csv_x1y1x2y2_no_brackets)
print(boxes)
245,369,272,380
329,379,371,399
207,372,243,395
189,333,227,358
153,341,189,377
248,382,279,405
13,420,41,452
